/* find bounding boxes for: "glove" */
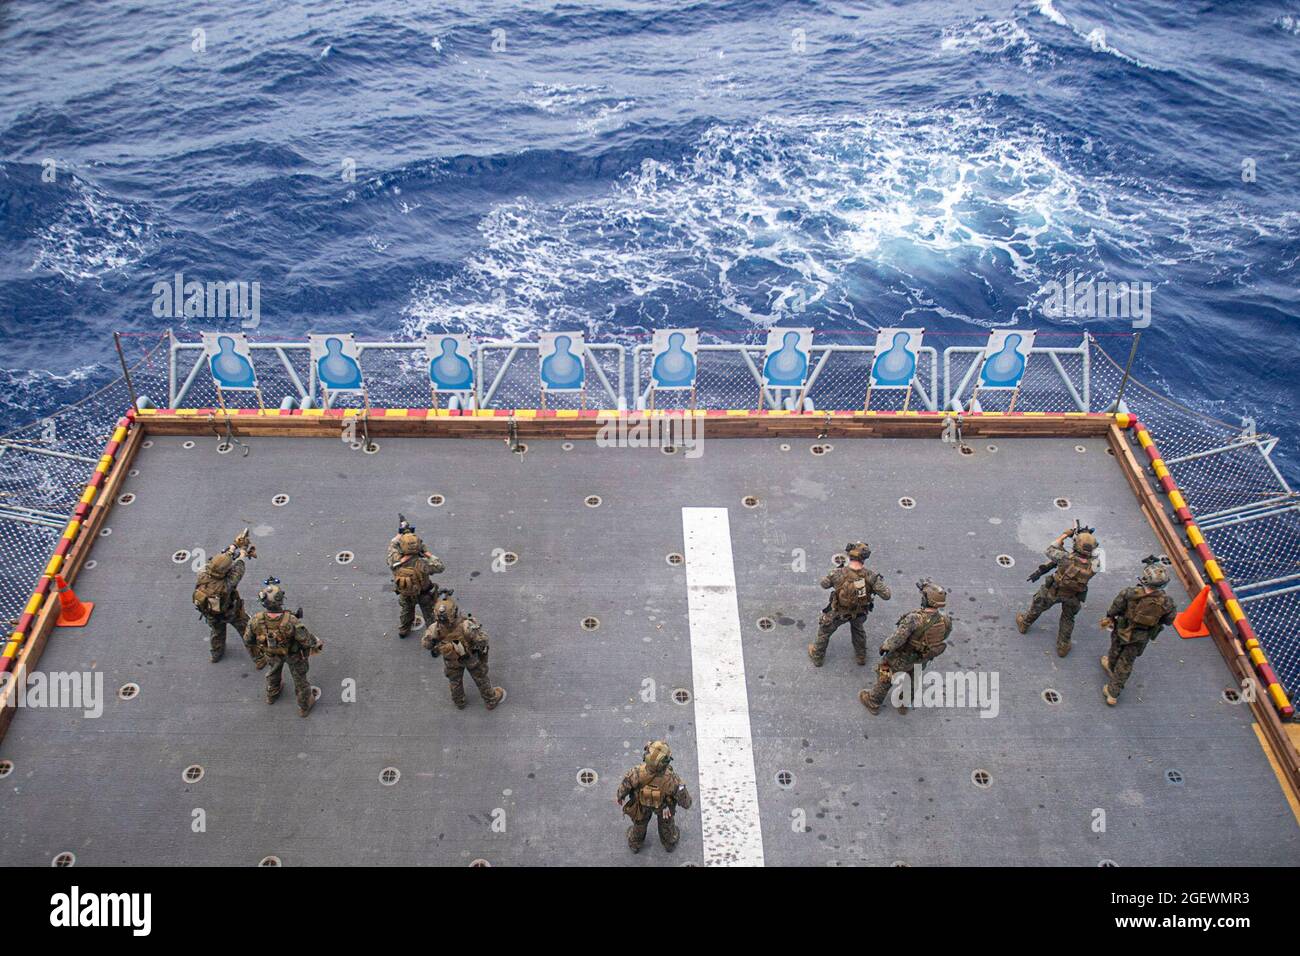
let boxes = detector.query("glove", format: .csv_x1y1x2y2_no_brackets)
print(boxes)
1099,617,1113,631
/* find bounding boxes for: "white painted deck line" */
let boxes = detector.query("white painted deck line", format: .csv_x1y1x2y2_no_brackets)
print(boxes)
681,506,765,866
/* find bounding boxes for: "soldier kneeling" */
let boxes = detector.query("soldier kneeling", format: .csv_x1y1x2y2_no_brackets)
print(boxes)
859,579,951,716
247,578,324,717
423,595,505,711
616,741,693,854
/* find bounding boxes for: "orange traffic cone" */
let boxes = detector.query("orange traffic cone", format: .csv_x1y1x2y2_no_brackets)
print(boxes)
54,575,93,627
1174,585,1210,639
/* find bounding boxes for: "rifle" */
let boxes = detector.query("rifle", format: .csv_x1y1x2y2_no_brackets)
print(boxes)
1027,520,1096,582
229,527,256,560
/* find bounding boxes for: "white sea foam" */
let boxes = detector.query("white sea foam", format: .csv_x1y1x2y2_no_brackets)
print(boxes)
401,110,1287,340
1031,0,1157,69
941,18,1049,68
30,176,155,283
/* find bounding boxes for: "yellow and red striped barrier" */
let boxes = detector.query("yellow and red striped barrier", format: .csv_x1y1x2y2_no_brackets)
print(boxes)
1117,413,1294,718
0,410,136,674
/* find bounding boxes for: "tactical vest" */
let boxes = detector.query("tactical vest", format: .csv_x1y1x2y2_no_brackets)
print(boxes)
835,568,874,615
193,572,230,616
908,610,951,657
634,767,677,810
393,557,430,598
1125,590,1168,629
250,612,298,657
1053,555,1096,597
435,617,482,661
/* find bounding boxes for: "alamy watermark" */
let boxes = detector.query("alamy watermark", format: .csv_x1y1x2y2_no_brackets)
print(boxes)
595,414,704,458
152,272,261,328
889,666,1000,718
0,666,104,718
1040,272,1152,328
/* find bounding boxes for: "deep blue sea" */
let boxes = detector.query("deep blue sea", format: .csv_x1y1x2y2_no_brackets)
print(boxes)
1,0,1297,475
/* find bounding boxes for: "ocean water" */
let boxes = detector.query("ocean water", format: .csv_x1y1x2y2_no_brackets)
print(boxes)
1,0,1297,476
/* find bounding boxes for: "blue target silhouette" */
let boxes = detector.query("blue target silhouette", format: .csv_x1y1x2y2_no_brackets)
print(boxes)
209,335,256,389
429,337,473,390
317,336,363,390
763,331,809,387
541,335,584,389
979,333,1027,388
871,331,917,387
652,332,697,389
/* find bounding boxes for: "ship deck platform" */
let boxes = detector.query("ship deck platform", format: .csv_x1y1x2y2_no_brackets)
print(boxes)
1,417,1297,866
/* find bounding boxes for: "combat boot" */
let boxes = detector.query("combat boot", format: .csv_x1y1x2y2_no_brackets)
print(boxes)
1015,613,1029,634
210,649,224,663
1056,643,1070,658
1102,685,1118,707
858,690,880,715
807,645,824,667
1100,655,1113,677
485,687,506,711
299,695,315,717
397,627,410,639
855,653,867,666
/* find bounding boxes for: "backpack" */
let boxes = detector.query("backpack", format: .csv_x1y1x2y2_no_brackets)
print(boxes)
192,573,228,615
908,610,951,658
393,557,430,598
1054,555,1096,596
1127,590,1168,629
251,612,297,658
835,569,874,615
635,769,674,809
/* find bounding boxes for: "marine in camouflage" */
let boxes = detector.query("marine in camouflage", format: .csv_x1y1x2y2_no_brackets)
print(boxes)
809,543,891,667
193,550,258,665
247,582,324,717
424,596,504,710
1016,530,1098,657
860,581,951,715
616,741,693,853
1099,573,1177,704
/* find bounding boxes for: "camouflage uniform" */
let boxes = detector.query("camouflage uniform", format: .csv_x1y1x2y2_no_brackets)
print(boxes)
248,595,323,717
616,742,693,853
860,601,952,713
810,561,891,666
193,553,258,665
1101,584,1176,703
389,534,445,637
424,597,504,710
1017,539,1098,656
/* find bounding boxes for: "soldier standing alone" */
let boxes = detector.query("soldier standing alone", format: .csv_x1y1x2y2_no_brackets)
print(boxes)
422,594,505,710
859,579,952,716
389,529,445,639
1099,562,1177,706
1016,526,1098,657
192,530,260,666
809,542,891,667
247,578,324,717
615,740,693,854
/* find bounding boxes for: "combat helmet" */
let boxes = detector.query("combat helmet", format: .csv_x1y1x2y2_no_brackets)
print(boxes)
258,579,285,611
1073,531,1098,556
1139,563,1170,588
207,552,234,576
845,541,871,563
917,578,948,608
643,740,672,772
398,532,424,556
434,594,458,624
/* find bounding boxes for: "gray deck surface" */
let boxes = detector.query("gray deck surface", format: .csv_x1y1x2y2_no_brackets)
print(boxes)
0,433,1296,867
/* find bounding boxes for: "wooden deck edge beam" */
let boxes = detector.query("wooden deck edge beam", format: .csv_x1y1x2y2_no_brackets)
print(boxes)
0,423,144,744
1107,423,1300,805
